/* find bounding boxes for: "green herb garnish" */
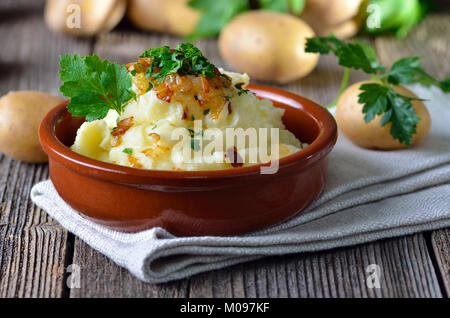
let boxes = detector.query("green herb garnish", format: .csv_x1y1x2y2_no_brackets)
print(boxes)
59,43,222,122
203,108,210,115
122,148,133,155
59,54,135,121
191,139,201,151
305,35,449,146
187,127,195,138
235,83,250,96
141,43,215,83
190,114,195,121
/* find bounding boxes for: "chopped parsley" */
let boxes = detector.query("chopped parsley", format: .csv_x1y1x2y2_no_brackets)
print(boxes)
190,114,195,121
235,83,249,96
187,127,195,138
191,139,201,151
203,108,210,115
122,148,133,155
305,35,450,146
140,43,216,83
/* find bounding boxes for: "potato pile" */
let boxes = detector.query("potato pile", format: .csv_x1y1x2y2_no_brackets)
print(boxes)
44,0,198,37
43,0,368,84
45,0,127,37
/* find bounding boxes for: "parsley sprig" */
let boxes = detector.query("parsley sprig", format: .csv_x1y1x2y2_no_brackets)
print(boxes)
59,54,135,122
141,43,216,82
305,35,449,145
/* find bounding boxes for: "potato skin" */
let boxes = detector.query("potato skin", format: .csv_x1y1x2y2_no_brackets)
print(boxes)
128,0,199,36
45,0,126,37
336,81,431,150
218,11,319,84
0,91,64,163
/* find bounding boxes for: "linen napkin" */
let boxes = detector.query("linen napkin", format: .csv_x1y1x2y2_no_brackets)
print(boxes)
31,84,450,283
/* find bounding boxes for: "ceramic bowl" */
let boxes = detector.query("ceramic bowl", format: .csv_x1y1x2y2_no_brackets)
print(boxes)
39,84,337,236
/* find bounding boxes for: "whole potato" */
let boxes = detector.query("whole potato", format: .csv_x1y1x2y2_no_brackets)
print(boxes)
336,81,431,149
311,17,361,39
300,0,363,27
0,91,64,163
218,11,319,84
128,0,199,36
45,0,126,37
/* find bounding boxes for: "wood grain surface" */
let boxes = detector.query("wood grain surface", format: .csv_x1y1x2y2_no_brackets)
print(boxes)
0,0,448,298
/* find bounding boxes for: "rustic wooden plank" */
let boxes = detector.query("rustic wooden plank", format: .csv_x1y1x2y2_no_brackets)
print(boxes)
0,0,92,297
431,230,450,295
69,239,189,298
374,14,450,295
188,234,442,298
70,232,441,297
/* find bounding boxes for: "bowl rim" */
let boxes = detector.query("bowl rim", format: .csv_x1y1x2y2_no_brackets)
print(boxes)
40,84,337,181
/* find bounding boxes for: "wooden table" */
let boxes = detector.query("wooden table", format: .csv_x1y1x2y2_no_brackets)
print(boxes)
0,0,449,298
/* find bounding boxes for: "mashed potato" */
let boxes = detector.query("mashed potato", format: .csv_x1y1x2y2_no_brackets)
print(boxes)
71,69,304,171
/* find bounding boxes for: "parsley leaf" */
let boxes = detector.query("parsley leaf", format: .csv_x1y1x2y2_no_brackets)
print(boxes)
359,83,389,122
359,83,420,145
141,43,215,82
305,35,385,74
387,57,450,92
122,148,133,155
187,0,249,40
59,54,135,121
306,35,449,145
387,91,420,145
439,78,450,93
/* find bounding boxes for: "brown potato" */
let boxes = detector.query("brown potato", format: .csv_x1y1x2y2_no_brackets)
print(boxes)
312,18,361,39
0,91,64,163
299,0,363,39
300,0,362,26
45,0,126,37
127,0,199,36
336,81,431,149
218,11,319,84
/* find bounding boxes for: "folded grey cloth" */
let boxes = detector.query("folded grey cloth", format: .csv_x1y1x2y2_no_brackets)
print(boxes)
31,85,450,283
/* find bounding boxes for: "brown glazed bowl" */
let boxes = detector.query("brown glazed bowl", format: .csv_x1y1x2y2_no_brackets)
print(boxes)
39,84,337,236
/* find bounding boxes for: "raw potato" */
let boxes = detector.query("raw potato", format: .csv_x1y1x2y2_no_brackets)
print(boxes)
219,11,319,84
336,81,431,149
128,0,199,36
299,0,363,39
0,91,64,163
45,0,126,37
315,18,361,40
